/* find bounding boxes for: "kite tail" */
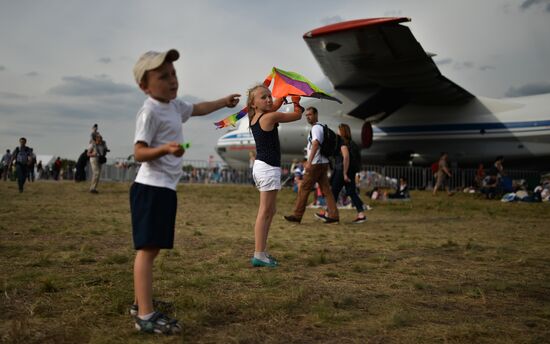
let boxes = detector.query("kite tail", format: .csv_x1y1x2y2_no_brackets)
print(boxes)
214,107,248,129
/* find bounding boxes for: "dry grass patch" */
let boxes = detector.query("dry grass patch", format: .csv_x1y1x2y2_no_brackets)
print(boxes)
1,181,550,343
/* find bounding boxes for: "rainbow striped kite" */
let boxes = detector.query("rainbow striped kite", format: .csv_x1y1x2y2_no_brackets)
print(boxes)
214,67,341,129
213,107,249,130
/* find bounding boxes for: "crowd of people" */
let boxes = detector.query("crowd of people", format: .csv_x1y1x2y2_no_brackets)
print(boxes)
0,123,111,193
0,138,65,192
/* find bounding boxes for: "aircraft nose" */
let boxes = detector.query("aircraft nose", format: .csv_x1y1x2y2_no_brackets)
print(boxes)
215,136,227,155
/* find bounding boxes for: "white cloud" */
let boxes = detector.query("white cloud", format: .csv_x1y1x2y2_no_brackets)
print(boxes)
519,0,550,11
505,82,550,97
47,76,135,97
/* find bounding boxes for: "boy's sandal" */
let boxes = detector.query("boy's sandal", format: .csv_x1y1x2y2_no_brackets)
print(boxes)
134,311,181,335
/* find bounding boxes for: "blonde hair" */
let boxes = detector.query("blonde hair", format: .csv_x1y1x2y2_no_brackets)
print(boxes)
247,84,270,124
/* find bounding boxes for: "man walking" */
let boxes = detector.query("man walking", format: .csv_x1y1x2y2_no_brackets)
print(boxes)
432,152,453,196
284,107,339,223
10,138,32,193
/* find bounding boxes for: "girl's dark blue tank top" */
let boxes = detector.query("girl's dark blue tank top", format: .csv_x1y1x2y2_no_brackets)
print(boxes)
250,114,281,167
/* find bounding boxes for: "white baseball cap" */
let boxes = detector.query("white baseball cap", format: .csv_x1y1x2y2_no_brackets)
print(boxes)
133,49,179,85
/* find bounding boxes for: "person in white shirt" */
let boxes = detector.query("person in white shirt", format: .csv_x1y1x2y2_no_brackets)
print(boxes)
284,107,339,224
130,49,239,334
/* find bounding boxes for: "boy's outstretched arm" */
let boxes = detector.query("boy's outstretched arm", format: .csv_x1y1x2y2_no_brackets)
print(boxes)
192,94,240,116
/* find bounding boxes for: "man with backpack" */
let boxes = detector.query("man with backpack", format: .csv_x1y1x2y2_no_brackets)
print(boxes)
10,137,33,193
87,133,108,194
284,107,339,224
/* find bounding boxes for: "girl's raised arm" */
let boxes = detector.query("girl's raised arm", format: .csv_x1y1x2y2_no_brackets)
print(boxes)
263,96,304,126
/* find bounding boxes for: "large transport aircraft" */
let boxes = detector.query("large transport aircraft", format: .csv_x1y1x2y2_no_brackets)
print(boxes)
216,17,550,170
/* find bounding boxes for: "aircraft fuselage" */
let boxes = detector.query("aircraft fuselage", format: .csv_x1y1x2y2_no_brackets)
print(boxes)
216,93,550,169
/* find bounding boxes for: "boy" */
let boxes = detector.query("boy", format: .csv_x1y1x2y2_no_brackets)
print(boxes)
130,49,239,334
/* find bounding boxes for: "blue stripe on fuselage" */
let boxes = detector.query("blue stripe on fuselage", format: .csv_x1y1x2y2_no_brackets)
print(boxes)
374,120,550,134
222,133,253,139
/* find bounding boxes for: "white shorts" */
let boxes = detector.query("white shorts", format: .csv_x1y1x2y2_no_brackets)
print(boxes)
252,160,281,191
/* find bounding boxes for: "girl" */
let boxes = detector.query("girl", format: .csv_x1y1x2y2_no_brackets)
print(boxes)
248,85,304,267
327,123,367,223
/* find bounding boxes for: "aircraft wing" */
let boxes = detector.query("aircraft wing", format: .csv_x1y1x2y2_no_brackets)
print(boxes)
303,18,474,119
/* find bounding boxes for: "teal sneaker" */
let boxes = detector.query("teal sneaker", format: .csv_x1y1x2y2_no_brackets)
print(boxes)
251,257,278,268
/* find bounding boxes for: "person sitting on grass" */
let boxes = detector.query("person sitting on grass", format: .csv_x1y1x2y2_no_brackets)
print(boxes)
481,173,499,199
386,177,410,200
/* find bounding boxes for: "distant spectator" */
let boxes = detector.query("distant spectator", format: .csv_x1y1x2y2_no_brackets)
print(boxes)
370,187,384,201
494,155,505,177
481,172,499,199
87,135,106,193
387,177,410,199
75,149,89,182
53,157,62,181
36,160,43,180
485,156,510,194
10,137,33,193
310,183,326,208
90,123,99,143
536,184,550,202
293,159,305,193
43,164,50,180
432,152,453,196
474,163,485,189
27,148,36,182
1,149,11,181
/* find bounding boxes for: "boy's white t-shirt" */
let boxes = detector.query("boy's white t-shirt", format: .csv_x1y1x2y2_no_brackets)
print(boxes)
307,123,329,164
134,97,193,190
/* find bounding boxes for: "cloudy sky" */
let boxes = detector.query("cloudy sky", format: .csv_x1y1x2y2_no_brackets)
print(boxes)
1,0,549,163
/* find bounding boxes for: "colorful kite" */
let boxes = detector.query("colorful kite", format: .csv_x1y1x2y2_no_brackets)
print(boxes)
214,67,341,129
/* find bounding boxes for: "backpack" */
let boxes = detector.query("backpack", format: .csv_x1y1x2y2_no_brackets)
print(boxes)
95,141,108,164
431,162,439,175
316,124,339,158
14,146,31,165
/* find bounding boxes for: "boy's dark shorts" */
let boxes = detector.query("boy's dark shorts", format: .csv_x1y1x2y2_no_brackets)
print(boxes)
130,182,177,250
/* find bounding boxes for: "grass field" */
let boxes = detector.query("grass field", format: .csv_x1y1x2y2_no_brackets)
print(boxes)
1,180,550,343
